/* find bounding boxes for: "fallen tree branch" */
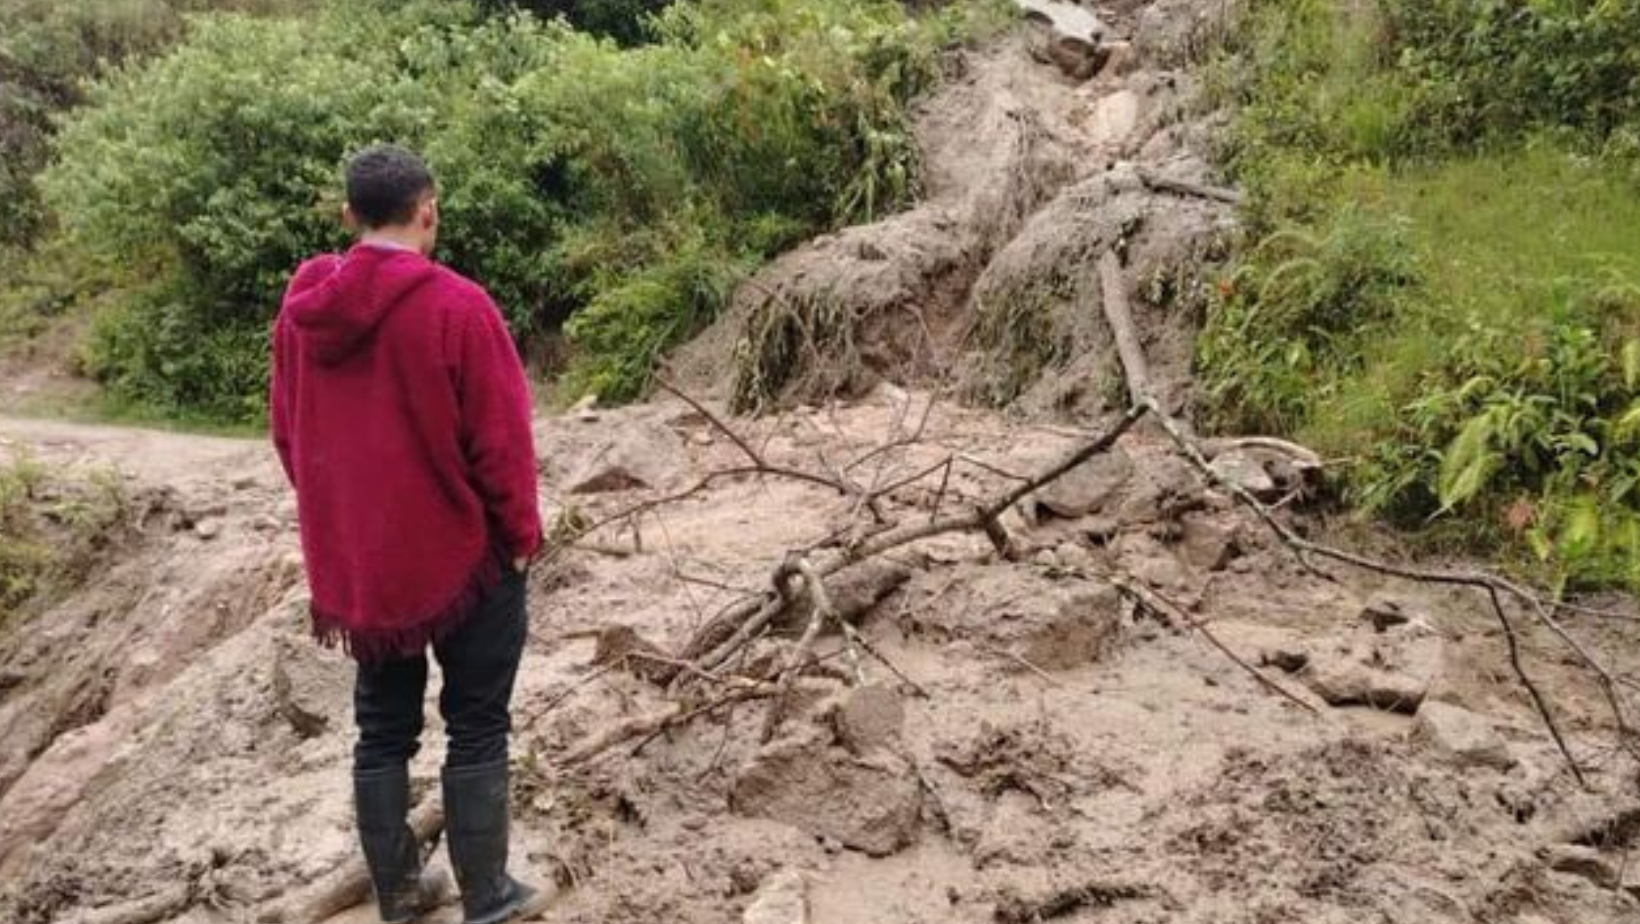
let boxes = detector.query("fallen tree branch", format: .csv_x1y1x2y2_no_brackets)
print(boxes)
1138,397,1633,776
1136,167,1244,205
1097,250,1152,405
760,559,837,742
56,884,193,924
256,800,444,923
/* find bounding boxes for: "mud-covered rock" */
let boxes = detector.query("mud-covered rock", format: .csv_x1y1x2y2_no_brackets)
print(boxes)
564,419,686,494
1302,656,1428,713
1028,448,1133,519
1177,512,1241,571
1412,701,1513,771
1207,450,1277,501
829,683,905,755
743,869,809,924
906,566,1125,671
731,735,921,857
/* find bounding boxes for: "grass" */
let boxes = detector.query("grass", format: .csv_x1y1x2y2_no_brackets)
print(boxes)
1299,145,1640,459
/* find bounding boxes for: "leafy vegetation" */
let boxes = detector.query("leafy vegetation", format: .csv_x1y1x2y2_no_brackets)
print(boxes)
26,0,990,418
1199,0,1640,589
0,0,314,251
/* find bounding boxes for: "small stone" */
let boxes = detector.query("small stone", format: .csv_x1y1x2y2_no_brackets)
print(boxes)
1261,648,1309,674
564,420,685,494
1412,701,1514,771
1303,658,1427,714
194,518,222,541
1178,514,1241,571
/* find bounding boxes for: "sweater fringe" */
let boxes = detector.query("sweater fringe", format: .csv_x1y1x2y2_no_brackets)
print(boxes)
311,550,506,663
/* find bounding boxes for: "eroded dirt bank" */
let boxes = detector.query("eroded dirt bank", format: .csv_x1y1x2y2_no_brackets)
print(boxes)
2,391,1639,924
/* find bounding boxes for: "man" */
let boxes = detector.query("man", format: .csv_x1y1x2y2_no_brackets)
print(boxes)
271,144,547,924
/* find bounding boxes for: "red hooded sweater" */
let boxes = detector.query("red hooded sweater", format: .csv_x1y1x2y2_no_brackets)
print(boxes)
271,242,543,661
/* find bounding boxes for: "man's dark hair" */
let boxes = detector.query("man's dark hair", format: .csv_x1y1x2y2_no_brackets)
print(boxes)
345,144,435,228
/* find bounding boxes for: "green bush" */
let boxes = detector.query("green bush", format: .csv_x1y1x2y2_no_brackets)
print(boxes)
482,0,670,45
0,0,314,249
42,0,963,418
1201,0,1640,588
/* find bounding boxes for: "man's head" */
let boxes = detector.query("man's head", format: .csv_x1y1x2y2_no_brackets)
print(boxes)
343,144,438,255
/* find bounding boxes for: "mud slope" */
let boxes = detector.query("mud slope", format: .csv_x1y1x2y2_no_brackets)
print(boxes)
2,390,1640,924
674,0,1240,418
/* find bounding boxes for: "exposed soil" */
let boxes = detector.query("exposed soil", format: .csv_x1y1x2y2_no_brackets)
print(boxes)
3,3,1640,924
2,388,1639,924
673,0,1238,418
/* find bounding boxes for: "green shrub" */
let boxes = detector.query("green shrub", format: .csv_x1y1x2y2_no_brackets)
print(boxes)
41,0,963,419
0,0,315,250
1202,0,1640,589
482,0,670,45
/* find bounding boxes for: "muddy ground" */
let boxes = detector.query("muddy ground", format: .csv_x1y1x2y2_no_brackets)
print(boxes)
3,2,1640,923
2,387,1639,924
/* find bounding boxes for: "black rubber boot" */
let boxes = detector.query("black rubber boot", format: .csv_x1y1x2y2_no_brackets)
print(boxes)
443,760,546,924
355,765,445,924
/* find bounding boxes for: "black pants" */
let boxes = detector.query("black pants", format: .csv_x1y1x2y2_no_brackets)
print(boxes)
353,569,528,773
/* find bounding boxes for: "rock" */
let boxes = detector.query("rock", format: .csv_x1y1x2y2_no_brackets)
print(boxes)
1412,701,1514,770
1260,648,1309,674
193,518,223,541
743,870,809,924
831,683,905,755
1207,450,1277,501
732,735,922,857
1540,792,1640,846
1030,448,1133,519
1302,657,1427,714
1177,513,1241,571
565,420,686,494
1543,844,1620,889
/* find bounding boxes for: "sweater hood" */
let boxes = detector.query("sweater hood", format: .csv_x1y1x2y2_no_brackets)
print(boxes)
282,243,439,364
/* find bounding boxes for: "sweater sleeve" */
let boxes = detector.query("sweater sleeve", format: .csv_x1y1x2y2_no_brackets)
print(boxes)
455,291,543,561
270,317,296,487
